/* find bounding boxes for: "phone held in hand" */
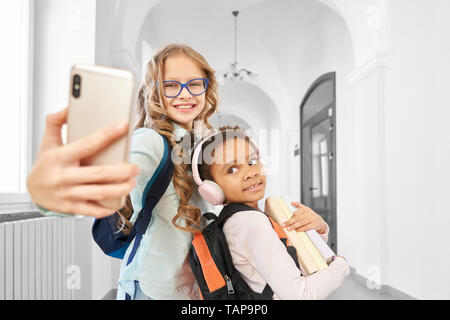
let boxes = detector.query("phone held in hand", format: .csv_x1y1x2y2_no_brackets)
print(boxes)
67,64,136,209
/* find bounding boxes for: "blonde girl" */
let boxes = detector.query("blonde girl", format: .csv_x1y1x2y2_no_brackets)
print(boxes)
114,43,219,300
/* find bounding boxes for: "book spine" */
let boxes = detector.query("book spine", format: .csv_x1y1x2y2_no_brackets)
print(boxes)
266,197,319,275
305,229,336,264
284,229,319,275
297,232,328,270
277,198,328,271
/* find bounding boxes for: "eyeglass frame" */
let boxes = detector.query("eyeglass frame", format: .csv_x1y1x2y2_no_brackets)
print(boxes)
156,78,210,98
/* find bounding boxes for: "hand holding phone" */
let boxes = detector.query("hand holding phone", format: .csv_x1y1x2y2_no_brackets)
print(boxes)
27,108,140,218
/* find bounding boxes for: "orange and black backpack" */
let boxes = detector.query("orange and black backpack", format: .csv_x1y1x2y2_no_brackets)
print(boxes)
189,203,300,300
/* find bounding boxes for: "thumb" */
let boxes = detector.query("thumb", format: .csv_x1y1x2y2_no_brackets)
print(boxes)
40,107,69,151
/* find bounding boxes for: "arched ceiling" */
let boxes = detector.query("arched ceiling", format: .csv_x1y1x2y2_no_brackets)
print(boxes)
112,0,357,129
136,0,351,126
115,0,354,66
113,0,393,76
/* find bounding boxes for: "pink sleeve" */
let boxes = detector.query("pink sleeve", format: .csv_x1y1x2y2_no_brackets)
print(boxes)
238,212,349,300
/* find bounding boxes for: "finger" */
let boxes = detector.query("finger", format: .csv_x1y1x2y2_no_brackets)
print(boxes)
282,214,309,227
318,223,328,234
291,201,307,209
64,179,137,203
280,214,300,226
286,218,311,231
46,199,117,218
40,107,69,151
292,207,309,217
295,222,316,232
67,201,117,219
62,164,140,185
62,122,129,161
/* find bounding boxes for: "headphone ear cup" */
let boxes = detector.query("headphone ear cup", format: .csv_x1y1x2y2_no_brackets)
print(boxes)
198,180,225,205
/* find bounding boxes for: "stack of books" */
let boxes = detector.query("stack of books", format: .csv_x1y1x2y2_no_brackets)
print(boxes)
264,196,336,276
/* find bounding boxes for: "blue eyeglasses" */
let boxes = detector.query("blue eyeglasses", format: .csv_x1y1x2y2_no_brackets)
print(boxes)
157,78,210,98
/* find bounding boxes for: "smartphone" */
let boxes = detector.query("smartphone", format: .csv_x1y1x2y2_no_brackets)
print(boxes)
67,64,136,209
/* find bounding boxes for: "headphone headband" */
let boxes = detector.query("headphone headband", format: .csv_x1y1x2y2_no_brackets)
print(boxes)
191,130,220,186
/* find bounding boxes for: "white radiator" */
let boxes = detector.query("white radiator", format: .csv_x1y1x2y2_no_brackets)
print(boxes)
0,217,74,300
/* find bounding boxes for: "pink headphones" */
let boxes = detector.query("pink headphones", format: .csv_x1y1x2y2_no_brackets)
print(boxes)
191,130,260,206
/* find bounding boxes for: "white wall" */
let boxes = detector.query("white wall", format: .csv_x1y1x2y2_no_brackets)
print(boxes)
0,0,31,195
95,0,120,67
342,66,387,288
331,0,450,299
33,0,118,300
383,0,450,299
33,0,96,159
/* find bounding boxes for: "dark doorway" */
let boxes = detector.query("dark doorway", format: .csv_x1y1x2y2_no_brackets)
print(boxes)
300,72,337,252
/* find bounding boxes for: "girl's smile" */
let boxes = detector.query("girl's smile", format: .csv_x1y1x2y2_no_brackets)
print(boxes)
243,181,264,192
172,103,198,112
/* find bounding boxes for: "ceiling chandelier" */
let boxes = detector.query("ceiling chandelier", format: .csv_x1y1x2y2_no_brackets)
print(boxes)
222,11,257,81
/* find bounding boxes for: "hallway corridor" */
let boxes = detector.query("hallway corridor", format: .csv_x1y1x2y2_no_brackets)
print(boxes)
2,0,450,301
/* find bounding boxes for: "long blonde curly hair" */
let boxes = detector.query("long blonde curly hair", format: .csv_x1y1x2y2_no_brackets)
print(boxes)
119,43,218,234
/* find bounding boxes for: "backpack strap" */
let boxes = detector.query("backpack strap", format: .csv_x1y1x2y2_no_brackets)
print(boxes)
216,203,258,227
267,216,300,269
192,232,227,293
215,203,276,299
203,212,218,222
267,216,286,239
125,135,174,266
267,216,292,247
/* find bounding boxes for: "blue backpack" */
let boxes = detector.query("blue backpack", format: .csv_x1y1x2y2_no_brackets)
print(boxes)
91,133,174,267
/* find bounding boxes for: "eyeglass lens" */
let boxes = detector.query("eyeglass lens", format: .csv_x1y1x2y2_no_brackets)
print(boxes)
163,79,207,97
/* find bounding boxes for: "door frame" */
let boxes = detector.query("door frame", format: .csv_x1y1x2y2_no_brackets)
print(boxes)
299,72,337,251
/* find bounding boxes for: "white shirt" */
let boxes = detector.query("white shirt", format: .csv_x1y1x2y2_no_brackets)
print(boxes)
222,209,350,300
